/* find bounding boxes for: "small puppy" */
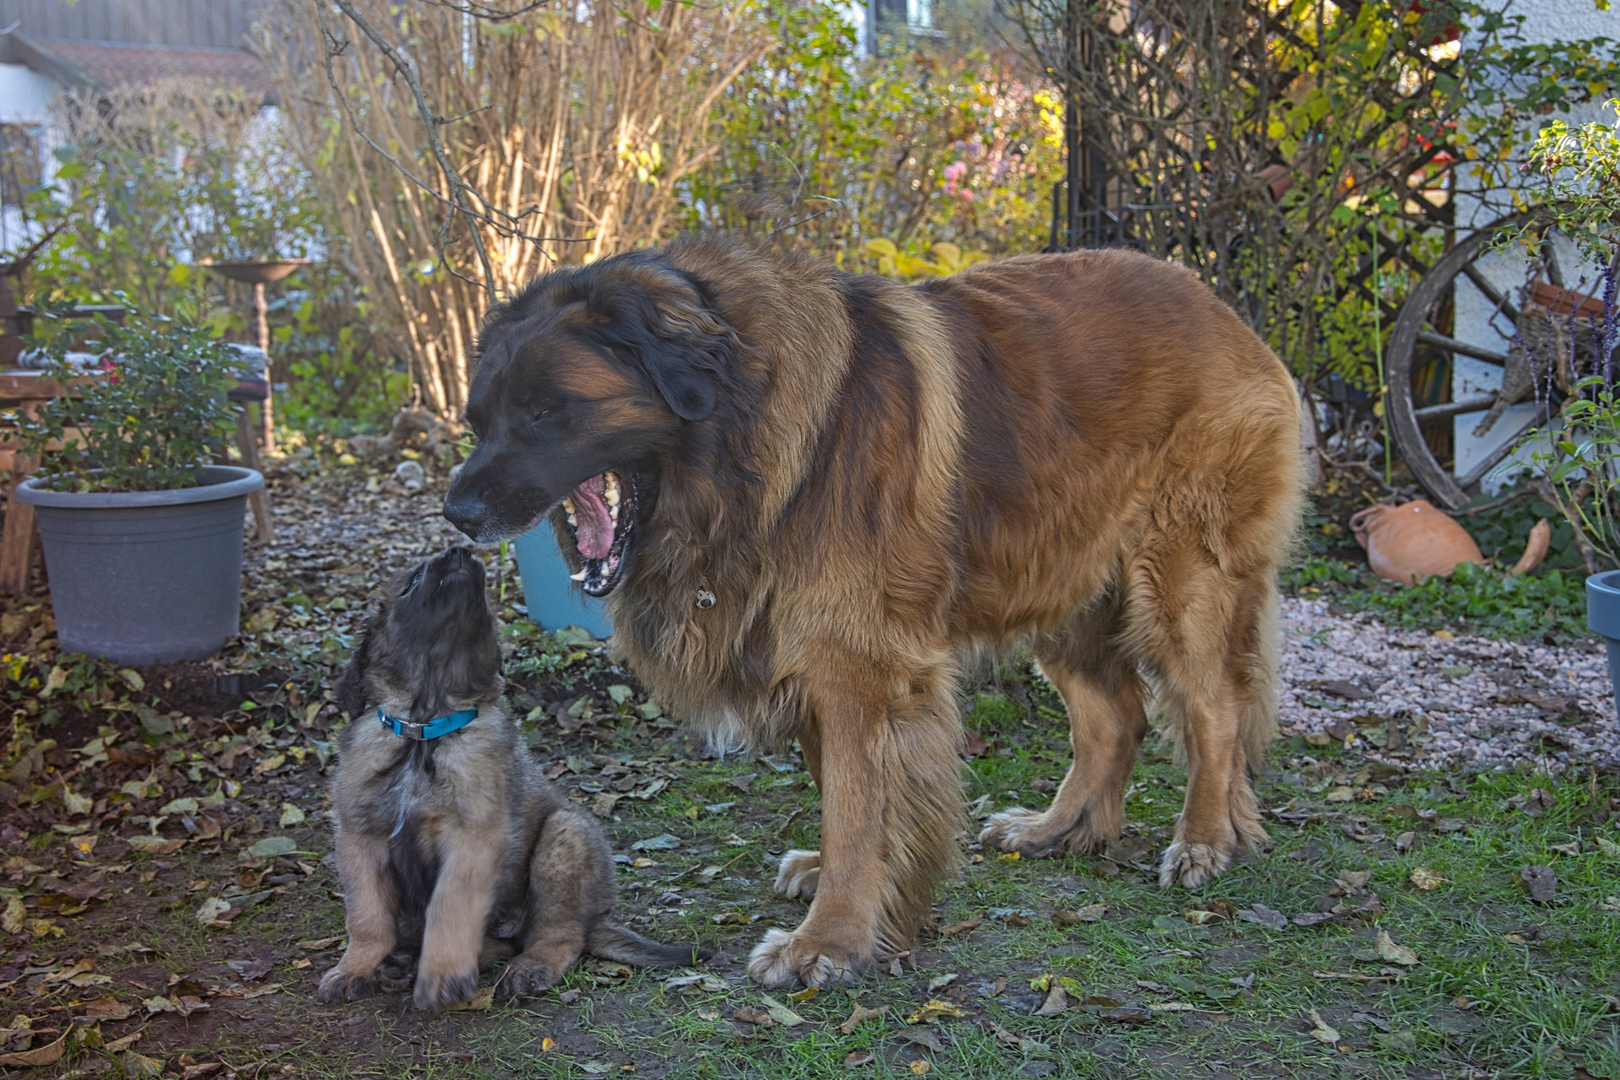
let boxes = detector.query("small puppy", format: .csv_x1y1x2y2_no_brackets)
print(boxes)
318,546,703,1010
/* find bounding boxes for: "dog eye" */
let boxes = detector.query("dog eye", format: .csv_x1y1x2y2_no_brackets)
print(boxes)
401,569,423,595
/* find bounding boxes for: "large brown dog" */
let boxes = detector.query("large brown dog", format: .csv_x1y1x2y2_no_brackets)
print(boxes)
443,238,1303,989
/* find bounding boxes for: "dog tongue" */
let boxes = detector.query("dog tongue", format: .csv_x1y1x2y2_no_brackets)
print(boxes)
571,475,613,561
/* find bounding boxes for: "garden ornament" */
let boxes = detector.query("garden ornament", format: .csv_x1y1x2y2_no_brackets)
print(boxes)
1350,499,1487,584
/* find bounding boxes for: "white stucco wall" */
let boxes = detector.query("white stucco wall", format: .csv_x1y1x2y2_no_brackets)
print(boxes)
1451,0,1620,488
0,62,58,125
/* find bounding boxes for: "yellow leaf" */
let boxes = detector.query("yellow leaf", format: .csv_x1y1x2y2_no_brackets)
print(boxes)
2,896,25,934
279,803,306,827
906,998,966,1022
1409,867,1443,891
911,1062,932,1075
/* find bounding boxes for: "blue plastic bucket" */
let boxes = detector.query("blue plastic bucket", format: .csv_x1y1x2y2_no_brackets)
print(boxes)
512,525,613,639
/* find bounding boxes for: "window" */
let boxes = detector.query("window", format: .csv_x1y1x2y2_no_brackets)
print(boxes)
0,125,43,208
907,0,933,30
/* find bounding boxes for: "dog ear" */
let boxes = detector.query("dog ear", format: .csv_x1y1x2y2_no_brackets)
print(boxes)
334,611,376,720
589,265,736,421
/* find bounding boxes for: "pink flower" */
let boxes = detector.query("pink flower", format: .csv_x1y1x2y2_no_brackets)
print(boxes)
99,355,119,385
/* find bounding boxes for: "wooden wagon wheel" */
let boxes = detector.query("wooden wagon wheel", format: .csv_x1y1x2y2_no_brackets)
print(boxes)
1386,212,1582,510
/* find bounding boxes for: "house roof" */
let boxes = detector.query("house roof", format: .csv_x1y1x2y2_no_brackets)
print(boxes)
29,39,274,98
0,0,273,98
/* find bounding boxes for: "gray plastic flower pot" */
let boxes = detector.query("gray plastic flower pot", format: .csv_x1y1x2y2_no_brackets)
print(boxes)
1587,570,1620,718
15,465,263,665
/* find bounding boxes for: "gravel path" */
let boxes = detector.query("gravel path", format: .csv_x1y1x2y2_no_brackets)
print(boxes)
1278,597,1619,773
234,462,1620,775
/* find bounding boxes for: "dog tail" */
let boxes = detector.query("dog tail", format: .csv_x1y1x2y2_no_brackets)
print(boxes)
587,922,713,967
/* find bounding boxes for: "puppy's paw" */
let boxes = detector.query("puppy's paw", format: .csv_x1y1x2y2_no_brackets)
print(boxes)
411,968,478,1012
497,957,557,999
1157,840,1231,889
773,850,821,901
746,927,863,989
978,807,1060,857
317,968,378,1004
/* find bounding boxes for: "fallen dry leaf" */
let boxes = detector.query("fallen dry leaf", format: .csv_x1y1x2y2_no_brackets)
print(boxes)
1033,982,1068,1017
839,1004,883,1035
1374,929,1419,966
1520,865,1558,904
907,999,965,1022
759,994,805,1027
910,1061,932,1075
937,916,983,937
1408,867,1443,891
446,986,495,1011
1306,1009,1340,1044
1394,831,1416,853
0,1029,68,1067
844,1051,875,1067
1098,1003,1154,1024
82,998,136,1021
1237,904,1288,930
926,973,958,993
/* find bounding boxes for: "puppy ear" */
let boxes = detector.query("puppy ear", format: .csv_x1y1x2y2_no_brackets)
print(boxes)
334,611,376,720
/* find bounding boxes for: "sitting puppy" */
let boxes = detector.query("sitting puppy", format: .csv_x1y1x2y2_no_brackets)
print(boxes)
318,546,703,1010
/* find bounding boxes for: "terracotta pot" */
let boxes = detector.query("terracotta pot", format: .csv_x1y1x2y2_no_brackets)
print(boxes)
1349,500,1486,584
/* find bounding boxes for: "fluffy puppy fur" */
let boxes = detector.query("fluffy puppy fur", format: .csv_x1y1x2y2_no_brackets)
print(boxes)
318,546,703,1011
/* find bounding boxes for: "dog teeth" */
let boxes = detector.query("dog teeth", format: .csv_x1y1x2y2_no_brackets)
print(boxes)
605,486,619,508
569,568,588,581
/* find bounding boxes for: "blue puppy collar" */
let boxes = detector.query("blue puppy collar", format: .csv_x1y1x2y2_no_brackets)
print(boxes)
377,706,477,741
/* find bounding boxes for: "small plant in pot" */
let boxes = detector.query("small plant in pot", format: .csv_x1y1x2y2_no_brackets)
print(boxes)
7,309,263,664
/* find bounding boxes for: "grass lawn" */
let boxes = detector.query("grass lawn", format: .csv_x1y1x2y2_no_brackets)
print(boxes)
4,625,1619,1080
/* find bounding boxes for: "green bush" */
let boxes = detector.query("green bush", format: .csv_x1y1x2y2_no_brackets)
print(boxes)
12,310,238,493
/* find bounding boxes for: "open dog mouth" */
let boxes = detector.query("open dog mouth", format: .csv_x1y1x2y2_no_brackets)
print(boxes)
562,470,635,597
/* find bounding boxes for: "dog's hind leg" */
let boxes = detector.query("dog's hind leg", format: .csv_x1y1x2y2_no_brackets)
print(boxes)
413,830,504,1010
979,612,1147,858
318,830,398,1004
500,809,611,999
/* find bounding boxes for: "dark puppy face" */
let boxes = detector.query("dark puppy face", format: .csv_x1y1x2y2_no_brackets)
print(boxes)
336,547,502,722
442,251,738,597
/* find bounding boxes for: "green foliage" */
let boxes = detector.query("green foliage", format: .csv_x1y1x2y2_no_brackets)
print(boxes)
16,87,317,320
691,0,1061,262
1522,99,1620,262
1285,556,1588,641
9,310,238,493
1460,494,1585,572
273,302,413,438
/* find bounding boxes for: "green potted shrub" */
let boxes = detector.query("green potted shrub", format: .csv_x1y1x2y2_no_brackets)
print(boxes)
1503,100,1620,709
9,311,263,664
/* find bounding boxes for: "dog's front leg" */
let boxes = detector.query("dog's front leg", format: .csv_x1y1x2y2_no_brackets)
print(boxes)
413,837,502,1010
318,829,397,1004
747,663,964,988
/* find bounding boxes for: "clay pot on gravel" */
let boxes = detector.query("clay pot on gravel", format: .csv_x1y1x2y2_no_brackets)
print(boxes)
14,465,263,664
1350,500,1487,584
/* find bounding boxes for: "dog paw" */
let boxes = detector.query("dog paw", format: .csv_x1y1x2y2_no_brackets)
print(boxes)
317,968,377,1004
1157,840,1231,889
497,958,557,999
746,927,862,989
411,969,478,1012
773,850,821,900
978,807,1061,857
